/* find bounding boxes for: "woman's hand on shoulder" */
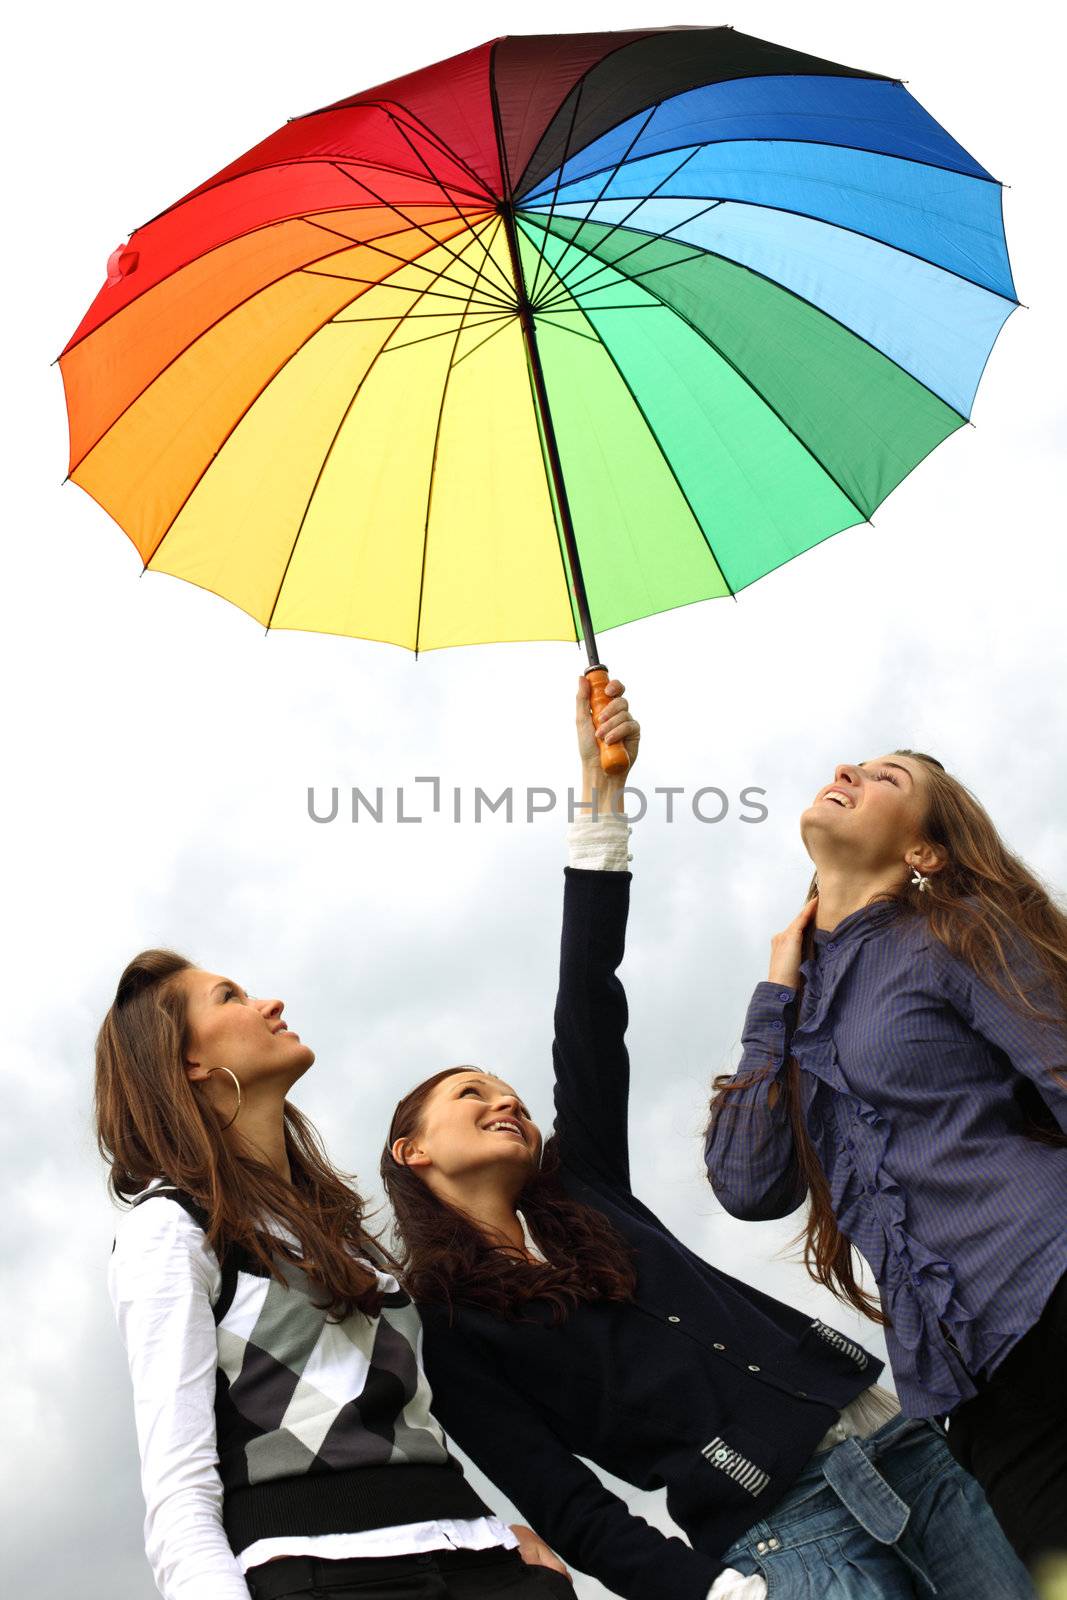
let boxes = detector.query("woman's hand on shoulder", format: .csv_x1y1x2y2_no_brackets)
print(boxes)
767,896,819,989
510,1524,572,1579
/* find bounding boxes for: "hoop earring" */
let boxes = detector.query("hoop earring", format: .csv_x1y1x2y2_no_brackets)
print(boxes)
205,1066,242,1130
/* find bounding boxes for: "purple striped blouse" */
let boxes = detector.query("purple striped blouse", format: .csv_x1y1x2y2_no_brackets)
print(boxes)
703,901,1067,1417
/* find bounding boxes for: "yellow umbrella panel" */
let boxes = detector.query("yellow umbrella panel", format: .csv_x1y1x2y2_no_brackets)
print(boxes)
68,211,587,650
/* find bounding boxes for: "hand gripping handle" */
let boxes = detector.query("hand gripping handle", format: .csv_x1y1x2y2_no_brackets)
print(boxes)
587,667,630,777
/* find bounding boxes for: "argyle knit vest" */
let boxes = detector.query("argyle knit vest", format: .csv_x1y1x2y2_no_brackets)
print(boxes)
133,1187,491,1555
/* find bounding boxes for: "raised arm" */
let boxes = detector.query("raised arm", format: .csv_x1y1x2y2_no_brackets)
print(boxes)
703,983,808,1219
551,677,640,1191
704,898,818,1220
108,1197,251,1600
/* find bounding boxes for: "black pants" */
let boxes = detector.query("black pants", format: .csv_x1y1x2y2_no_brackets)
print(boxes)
246,1547,575,1600
946,1269,1067,1566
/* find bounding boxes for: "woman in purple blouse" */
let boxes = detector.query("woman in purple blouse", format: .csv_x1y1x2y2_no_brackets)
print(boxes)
704,749,1067,1570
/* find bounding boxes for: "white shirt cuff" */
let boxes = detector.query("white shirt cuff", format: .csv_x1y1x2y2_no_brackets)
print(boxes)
567,813,632,871
708,1568,768,1600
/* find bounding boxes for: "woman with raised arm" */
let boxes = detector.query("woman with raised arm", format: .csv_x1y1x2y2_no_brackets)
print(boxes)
704,751,1067,1569
383,689,1031,1600
95,947,570,1599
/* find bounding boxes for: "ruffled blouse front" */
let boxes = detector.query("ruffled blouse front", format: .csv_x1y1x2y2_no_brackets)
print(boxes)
705,902,1067,1417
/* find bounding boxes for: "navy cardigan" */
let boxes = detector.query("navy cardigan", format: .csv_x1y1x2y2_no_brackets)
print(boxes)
419,869,882,1600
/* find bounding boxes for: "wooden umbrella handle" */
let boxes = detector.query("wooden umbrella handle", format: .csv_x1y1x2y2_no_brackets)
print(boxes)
587,667,631,777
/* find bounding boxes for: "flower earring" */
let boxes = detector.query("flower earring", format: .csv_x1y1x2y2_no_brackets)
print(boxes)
909,865,931,893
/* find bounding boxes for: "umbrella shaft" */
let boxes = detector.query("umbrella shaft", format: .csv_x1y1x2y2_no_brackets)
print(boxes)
498,203,602,671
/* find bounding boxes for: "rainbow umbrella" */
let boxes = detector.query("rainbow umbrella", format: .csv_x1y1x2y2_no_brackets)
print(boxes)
60,26,1016,679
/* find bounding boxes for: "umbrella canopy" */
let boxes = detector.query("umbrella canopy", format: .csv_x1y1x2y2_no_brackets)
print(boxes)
60,26,1017,655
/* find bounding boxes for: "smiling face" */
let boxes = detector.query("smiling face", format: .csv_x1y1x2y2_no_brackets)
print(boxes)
394,1070,542,1190
800,753,943,879
176,969,315,1093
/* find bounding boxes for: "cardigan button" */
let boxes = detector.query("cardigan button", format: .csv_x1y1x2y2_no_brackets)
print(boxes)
668,1315,681,1323
796,1391,808,1398
748,1363,761,1372
713,1342,726,1350
777,991,792,1002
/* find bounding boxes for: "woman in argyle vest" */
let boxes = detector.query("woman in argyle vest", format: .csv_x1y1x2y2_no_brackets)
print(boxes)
95,942,574,1600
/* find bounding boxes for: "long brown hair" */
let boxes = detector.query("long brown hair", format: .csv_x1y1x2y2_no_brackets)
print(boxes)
381,1067,637,1322
95,948,386,1319
707,749,1067,1325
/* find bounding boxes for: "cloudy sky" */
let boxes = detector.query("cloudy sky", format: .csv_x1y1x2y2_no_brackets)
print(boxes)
6,2,1065,1595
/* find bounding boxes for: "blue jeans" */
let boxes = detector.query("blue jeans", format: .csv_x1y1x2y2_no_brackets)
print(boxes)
721,1414,1035,1598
